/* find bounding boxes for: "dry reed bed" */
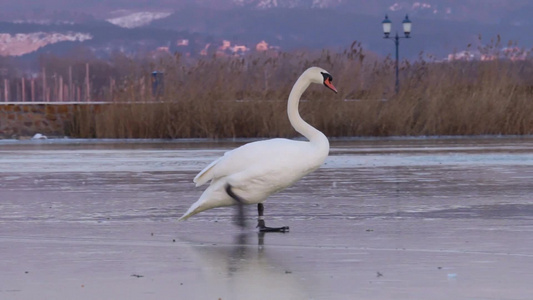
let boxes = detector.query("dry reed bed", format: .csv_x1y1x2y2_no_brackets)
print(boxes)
68,44,533,138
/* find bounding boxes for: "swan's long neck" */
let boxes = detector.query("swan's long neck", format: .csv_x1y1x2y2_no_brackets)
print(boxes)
287,75,328,148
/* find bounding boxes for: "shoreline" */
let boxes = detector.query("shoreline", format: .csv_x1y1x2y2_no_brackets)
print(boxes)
1,134,533,144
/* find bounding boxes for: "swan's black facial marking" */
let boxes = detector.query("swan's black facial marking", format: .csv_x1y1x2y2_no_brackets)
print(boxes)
321,72,338,93
321,72,333,83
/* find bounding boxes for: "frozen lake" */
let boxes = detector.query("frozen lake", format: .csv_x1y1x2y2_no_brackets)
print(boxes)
1,137,532,300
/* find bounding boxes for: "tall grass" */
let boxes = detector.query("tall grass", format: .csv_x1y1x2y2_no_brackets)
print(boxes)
68,41,533,138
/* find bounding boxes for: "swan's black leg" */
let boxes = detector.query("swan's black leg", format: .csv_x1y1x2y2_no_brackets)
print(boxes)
257,203,289,233
225,184,247,229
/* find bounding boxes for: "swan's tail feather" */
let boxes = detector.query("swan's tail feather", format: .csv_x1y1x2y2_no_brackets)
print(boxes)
178,209,196,221
180,179,235,221
178,201,204,221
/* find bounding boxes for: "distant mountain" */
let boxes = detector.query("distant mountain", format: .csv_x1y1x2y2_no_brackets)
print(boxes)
148,5,533,58
0,20,207,59
1,1,533,61
3,0,533,24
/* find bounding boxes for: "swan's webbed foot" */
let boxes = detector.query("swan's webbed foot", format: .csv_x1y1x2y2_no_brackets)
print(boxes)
257,220,289,233
225,186,289,232
256,203,289,233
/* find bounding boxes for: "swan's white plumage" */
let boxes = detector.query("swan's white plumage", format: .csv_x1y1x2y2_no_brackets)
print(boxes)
179,67,334,221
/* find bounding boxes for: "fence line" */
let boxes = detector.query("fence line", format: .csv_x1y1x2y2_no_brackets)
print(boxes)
1,64,162,103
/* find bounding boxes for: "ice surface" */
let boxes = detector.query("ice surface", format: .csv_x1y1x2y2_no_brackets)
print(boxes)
1,137,532,299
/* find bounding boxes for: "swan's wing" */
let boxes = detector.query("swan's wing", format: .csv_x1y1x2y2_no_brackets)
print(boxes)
194,139,316,188
192,142,268,187
193,146,246,187
193,155,224,187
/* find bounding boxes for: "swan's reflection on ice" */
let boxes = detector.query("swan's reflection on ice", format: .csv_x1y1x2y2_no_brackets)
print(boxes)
184,232,309,300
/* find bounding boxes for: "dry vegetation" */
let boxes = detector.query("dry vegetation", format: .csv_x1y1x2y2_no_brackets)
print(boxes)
64,40,532,138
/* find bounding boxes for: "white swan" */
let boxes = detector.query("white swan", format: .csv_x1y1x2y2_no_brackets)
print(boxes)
179,67,337,231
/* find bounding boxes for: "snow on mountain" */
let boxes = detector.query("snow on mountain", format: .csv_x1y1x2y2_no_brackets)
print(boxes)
232,0,295,8
232,0,344,9
0,32,92,56
388,1,450,15
106,11,173,28
13,20,76,25
311,0,343,8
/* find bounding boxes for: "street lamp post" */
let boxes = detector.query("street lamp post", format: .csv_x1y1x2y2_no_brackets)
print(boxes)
382,14,412,93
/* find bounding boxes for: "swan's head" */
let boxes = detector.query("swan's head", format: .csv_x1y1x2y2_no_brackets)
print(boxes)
304,67,338,94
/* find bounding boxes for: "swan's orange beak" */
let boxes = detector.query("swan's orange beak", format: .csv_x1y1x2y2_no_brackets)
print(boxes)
324,78,338,94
